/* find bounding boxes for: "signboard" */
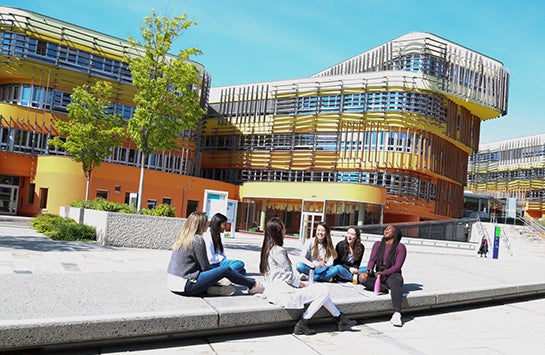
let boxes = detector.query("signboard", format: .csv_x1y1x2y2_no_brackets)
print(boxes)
203,190,237,238
493,226,500,259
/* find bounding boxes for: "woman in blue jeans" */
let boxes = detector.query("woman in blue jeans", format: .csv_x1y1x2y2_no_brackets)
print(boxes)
319,226,366,282
203,212,246,274
295,222,337,281
167,211,264,296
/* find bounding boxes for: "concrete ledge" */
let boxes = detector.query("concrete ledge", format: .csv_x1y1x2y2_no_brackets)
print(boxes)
3,282,545,351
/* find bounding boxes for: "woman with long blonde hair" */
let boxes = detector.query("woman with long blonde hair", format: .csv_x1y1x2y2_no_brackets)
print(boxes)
167,211,263,296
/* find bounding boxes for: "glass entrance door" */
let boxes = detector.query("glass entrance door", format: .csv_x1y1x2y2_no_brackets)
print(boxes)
0,185,18,214
299,199,325,243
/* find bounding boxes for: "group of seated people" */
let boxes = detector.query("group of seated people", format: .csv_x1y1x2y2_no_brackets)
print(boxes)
167,212,407,335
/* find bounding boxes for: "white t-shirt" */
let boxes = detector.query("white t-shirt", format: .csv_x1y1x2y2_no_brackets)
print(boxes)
299,238,334,267
202,230,226,264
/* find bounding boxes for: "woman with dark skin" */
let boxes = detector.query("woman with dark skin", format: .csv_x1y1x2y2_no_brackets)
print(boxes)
359,224,407,327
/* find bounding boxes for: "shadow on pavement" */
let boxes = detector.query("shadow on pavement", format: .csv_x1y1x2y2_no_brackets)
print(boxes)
0,235,116,252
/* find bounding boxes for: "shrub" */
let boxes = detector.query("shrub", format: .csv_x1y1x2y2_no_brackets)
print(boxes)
70,197,138,214
31,213,96,241
141,203,176,217
69,199,94,209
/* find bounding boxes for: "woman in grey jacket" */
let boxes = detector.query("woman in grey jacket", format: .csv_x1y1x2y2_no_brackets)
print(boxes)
167,211,263,296
259,217,356,335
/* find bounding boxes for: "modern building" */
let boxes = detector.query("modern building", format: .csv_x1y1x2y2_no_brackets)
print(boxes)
0,6,238,219
203,32,509,235
467,133,545,219
1,6,510,237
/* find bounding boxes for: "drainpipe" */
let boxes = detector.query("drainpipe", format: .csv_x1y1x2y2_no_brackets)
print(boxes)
181,181,191,217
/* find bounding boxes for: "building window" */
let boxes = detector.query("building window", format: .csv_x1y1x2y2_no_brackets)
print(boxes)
39,188,48,209
186,200,198,217
96,190,108,199
114,185,121,193
162,198,172,206
27,183,35,204
147,200,157,209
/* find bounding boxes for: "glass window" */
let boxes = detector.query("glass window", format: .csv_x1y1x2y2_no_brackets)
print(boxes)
96,190,108,199
27,183,35,204
147,199,157,209
39,187,48,209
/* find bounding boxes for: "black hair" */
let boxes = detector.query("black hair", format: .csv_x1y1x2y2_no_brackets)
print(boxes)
375,225,403,271
209,213,228,254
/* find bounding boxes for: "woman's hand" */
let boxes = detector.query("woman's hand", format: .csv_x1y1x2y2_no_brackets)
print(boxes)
299,282,307,288
317,258,326,268
349,267,357,274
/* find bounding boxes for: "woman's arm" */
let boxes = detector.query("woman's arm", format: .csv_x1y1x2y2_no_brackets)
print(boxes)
366,241,380,272
299,238,314,262
333,241,344,265
194,236,212,271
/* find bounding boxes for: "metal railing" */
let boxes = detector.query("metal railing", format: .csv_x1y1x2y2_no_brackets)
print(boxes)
333,218,476,242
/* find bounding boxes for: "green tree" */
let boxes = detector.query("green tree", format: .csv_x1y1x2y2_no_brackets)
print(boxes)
127,10,204,211
50,81,126,200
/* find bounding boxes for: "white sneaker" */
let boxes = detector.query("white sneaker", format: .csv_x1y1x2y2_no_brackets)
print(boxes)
216,277,232,286
206,284,235,296
390,312,402,327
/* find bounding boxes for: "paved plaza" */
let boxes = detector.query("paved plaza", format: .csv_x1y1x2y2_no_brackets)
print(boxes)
1,216,545,353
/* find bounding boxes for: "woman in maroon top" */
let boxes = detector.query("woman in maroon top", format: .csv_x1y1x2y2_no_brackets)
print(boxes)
358,224,407,327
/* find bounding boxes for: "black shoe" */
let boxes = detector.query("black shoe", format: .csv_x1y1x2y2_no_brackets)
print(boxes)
294,318,316,335
335,313,357,331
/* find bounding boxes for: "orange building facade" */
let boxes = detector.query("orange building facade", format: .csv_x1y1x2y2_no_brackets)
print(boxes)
0,6,235,218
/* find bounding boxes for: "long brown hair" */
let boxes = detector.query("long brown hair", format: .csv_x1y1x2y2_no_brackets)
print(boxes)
172,211,209,251
259,217,285,275
312,222,337,260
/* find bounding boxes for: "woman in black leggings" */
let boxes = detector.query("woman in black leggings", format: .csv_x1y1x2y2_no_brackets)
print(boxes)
358,224,407,327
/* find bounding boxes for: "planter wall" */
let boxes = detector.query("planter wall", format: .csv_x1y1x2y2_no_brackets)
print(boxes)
59,207,185,249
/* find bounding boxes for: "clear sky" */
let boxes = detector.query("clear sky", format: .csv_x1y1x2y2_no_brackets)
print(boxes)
3,0,544,144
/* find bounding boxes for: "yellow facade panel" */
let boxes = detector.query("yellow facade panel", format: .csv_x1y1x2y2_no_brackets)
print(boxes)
240,181,386,205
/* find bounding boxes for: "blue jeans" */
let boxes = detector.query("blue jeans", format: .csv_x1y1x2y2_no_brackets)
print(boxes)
213,259,246,275
183,265,256,296
296,262,367,282
296,262,328,281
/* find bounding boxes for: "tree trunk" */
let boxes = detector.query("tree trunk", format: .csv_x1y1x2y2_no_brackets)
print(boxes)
137,152,146,212
85,171,92,201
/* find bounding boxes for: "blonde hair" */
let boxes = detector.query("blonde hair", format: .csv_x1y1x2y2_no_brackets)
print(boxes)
172,211,209,251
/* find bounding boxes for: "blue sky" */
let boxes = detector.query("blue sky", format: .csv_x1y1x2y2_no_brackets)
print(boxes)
4,0,545,144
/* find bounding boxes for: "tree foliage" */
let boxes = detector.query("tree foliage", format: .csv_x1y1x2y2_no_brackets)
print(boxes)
126,10,204,210
50,80,126,199
127,10,204,156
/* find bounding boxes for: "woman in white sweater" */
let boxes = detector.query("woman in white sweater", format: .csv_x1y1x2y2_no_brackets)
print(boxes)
259,217,356,335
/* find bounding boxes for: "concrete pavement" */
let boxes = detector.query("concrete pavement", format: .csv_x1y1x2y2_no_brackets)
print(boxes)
1,216,545,352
